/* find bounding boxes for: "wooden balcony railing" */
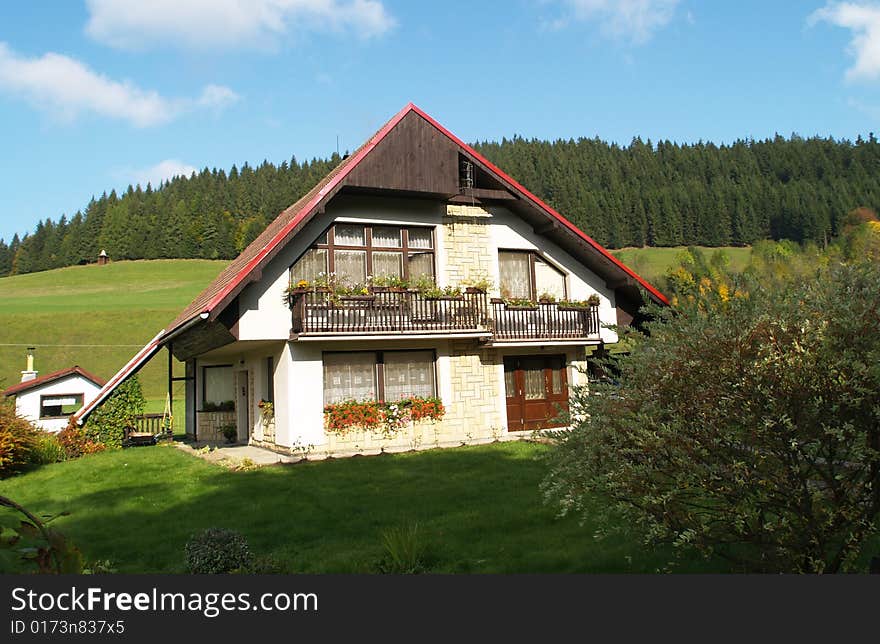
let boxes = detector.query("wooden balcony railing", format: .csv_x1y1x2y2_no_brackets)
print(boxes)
290,289,489,334
490,299,600,340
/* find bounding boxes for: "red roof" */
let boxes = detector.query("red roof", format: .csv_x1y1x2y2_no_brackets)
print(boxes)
3,366,106,397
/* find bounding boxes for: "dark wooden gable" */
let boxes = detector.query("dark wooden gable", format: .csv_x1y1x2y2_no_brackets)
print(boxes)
344,111,460,196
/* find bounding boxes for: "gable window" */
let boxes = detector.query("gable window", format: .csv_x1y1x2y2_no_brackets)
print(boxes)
498,250,567,300
40,394,84,419
291,224,435,285
323,350,437,405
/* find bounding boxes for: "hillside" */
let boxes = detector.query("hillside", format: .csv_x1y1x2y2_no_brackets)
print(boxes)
3,133,879,276
0,259,228,409
611,246,752,285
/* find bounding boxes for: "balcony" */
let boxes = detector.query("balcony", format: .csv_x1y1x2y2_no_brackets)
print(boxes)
290,288,489,335
289,289,601,341
490,299,600,341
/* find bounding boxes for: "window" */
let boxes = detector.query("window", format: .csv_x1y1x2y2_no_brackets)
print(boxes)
40,394,83,419
323,350,437,405
264,356,274,404
203,365,234,408
323,352,377,404
291,224,435,285
498,250,567,300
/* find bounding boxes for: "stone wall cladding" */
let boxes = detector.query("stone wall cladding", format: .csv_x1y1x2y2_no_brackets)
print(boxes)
443,204,494,286
196,411,236,443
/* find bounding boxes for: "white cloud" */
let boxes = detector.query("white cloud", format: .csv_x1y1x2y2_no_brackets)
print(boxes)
85,0,396,51
810,2,880,81
132,159,198,187
0,42,238,127
552,0,680,44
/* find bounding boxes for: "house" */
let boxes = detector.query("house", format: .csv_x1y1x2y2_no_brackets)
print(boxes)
75,103,667,457
4,349,105,432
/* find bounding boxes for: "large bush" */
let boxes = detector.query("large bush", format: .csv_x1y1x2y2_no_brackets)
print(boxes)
84,376,146,448
0,403,40,478
543,262,880,573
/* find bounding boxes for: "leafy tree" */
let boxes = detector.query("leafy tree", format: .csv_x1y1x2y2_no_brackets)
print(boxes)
543,262,880,573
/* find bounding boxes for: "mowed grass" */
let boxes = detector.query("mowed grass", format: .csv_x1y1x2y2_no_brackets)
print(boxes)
0,442,722,573
0,260,227,401
611,246,752,285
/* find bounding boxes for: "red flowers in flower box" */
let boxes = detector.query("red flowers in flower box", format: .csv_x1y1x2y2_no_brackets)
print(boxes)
323,396,445,436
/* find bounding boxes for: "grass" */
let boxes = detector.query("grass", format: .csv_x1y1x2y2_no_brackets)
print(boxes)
611,246,753,285
0,260,227,401
0,442,721,574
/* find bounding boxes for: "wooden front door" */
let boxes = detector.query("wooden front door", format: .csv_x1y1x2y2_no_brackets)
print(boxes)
504,355,569,431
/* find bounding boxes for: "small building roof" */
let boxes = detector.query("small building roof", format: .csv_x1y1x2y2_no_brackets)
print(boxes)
2,366,106,398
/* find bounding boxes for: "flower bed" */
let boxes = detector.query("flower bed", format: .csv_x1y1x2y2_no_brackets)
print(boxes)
324,397,445,436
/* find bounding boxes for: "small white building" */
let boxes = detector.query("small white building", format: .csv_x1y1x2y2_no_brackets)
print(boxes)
3,364,106,432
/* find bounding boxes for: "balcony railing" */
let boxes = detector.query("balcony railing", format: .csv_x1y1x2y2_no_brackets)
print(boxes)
288,289,601,340
290,289,489,334
490,299,600,340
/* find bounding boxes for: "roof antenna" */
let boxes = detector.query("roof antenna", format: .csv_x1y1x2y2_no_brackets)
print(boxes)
336,135,339,157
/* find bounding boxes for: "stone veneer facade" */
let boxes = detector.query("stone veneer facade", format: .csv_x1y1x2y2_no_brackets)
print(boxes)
196,411,236,443
443,204,494,286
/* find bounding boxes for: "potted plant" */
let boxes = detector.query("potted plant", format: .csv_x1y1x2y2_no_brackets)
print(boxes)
538,291,556,304
221,424,238,444
503,297,538,310
461,274,493,294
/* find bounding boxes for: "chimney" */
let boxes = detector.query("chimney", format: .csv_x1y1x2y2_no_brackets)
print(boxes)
21,347,37,383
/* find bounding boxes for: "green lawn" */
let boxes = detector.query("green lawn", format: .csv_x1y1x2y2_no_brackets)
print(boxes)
612,246,752,285
0,442,721,573
0,260,227,401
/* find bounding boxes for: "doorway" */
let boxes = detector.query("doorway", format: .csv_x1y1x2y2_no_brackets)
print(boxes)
236,369,249,442
503,355,569,431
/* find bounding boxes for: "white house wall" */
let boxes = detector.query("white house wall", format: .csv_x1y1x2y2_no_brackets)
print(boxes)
15,376,103,433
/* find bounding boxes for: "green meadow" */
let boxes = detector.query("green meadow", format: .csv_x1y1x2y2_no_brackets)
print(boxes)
611,245,752,285
0,260,228,410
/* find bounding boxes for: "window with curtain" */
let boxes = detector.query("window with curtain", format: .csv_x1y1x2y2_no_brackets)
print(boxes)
290,224,435,286
323,351,437,404
383,351,436,401
499,251,533,299
534,256,566,300
498,250,568,300
290,248,328,283
203,366,234,406
323,352,377,404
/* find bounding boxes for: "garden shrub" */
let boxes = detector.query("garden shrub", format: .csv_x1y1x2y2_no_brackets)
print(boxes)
56,422,105,460
84,376,146,448
185,528,253,574
0,403,40,478
31,431,67,465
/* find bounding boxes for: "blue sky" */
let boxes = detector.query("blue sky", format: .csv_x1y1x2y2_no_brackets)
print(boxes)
2,0,880,242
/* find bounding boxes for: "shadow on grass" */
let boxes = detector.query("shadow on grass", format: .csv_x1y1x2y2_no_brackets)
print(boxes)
0,442,727,574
